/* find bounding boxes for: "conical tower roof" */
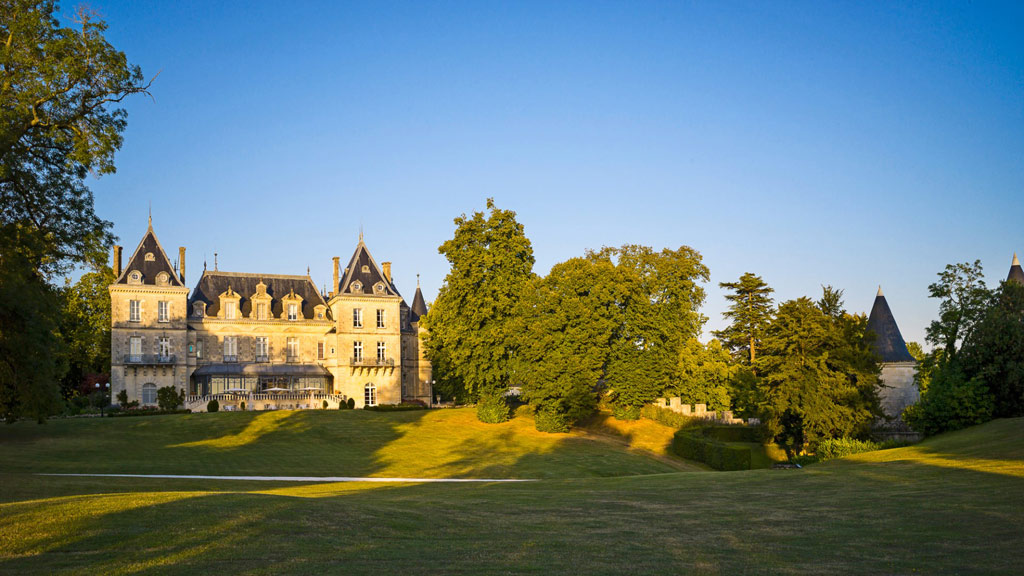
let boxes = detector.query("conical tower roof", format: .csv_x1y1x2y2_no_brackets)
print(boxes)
410,283,428,321
866,287,915,363
114,219,185,287
1007,253,1024,285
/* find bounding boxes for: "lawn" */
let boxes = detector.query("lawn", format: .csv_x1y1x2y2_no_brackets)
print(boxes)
1,409,1022,575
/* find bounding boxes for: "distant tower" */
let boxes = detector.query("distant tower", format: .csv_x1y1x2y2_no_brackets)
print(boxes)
1008,253,1024,285
866,286,918,439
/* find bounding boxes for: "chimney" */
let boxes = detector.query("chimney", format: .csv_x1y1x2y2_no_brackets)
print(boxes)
332,257,340,292
382,262,392,283
179,247,186,283
113,245,123,277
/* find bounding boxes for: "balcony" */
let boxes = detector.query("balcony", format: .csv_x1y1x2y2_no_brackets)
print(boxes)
255,355,270,363
286,355,300,364
223,355,238,363
124,354,176,365
350,357,395,367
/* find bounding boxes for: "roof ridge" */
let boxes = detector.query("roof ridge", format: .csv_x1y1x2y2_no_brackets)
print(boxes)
202,270,310,280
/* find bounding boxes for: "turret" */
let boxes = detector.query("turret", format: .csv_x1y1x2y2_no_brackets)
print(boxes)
1008,253,1024,285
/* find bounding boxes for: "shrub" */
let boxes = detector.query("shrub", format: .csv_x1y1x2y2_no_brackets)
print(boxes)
157,386,184,411
534,406,571,433
904,373,995,436
116,389,128,407
670,427,759,471
347,398,355,410
476,394,509,423
108,408,191,418
323,400,329,410
207,399,219,413
612,404,642,421
815,437,880,460
640,405,698,429
514,403,535,419
364,403,428,412
240,401,246,411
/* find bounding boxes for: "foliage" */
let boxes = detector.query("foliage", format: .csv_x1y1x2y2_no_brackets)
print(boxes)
639,404,700,430
241,401,246,411
156,387,183,411
905,341,926,362
815,437,882,460
421,199,535,412
57,266,113,399
671,427,760,471
116,389,128,407
754,291,881,454
515,255,619,430
107,408,190,417
347,397,355,410
903,368,994,437
475,393,509,423
363,403,428,412
601,244,709,416
322,400,328,410
713,272,774,366
957,280,1024,418
670,338,735,411
925,260,992,362
207,399,219,413
1,0,149,422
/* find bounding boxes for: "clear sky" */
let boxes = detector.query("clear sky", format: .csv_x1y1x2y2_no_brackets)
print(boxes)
79,1,1023,346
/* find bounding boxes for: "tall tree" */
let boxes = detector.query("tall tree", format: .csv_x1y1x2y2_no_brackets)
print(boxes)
602,244,709,418
421,198,535,422
1,1,149,421
925,260,991,363
958,280,1024,418
670,338,735,412
515,255,621,432
58,265,114,400
713,273,774,367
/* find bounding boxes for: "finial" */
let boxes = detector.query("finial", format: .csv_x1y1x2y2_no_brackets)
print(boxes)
1014,253,1021,266
214,252,218,271
148,202,153,229
307,266,311,276
359,224,364,242
877,285,884,297
417,273,420,287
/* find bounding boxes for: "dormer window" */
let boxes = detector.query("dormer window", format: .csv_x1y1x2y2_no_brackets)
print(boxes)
144,252,155,262
128,271,142,285
361,265,370,273
193,302,206,317
256,302,268,320
373,282,385,295
156,272,170,286
225,301,237,320
288,303,298,321
351,280,362,293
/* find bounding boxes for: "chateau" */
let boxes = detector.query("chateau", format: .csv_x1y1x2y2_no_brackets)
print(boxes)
109,218,432,411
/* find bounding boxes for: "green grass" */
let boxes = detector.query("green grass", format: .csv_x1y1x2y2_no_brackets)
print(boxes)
1,409,1023,575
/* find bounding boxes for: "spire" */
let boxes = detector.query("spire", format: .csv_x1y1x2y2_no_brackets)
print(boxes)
411,283,428,321
359,224,364,243
1009,252,1024,285
147,202,153,230
866,288,914,363
417,273,421,287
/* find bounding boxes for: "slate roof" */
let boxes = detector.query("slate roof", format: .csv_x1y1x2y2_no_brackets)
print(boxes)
1008,254,1024,285
337,239,402,298
866,287,915,363
410,286,428,322
114,221,185,287
188,271,329,320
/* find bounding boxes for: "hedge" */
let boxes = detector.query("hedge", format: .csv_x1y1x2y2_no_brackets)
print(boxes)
364,403,428,412
108,409,191,418
671,427,760,471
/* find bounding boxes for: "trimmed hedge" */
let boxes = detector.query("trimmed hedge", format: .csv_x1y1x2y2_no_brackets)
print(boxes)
108,409,191,418
364,403,428,412
671,426,774,471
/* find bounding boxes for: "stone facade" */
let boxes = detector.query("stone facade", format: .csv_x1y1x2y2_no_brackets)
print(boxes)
110,222,432,410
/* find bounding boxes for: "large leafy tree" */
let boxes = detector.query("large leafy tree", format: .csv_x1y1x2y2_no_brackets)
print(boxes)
958,280,1024,418
0,0,149,421
755,292,880,454
421,199,535,422
58,265,114,400
515,255,621,432
670,338,735,412
925,260,992,363
713,272,774,367
602,245,709,418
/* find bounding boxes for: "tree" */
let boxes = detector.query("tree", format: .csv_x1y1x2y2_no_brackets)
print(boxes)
713,273,774,367
602,245,709,418
156,386,183,411
957,280,1024,418
420,199,535,423
670,338,735,412
1,0,150,421
58,265,114,399
515,255,621,432
925,261,991,363
754,293,880,455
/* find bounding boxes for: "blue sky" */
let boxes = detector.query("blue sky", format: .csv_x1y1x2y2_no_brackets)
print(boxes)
79,1,1023,346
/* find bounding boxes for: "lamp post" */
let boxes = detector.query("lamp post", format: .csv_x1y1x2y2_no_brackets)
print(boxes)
95,381,110,417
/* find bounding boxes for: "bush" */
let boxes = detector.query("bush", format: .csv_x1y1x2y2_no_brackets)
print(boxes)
240,401,246,411
612,404,642,421
815,437,880,460
207,399,219,413
534,406,571,433
347,398,355,410
670,427,758,471
904,373,995,436
116,389,128,407
157,386,184,411
108,408,191,418
476,394,509,423
364,403,428,412
640,405,698,429
323,400,328,410
514,403,535,419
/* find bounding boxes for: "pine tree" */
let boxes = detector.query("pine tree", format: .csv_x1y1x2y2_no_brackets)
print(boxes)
713,273,774,367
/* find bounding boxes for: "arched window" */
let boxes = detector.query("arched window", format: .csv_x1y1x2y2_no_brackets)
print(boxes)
142,383,157,405
364,383,377,407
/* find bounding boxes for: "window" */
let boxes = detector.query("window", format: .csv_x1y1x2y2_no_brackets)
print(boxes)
142,383,157,405
361,265,370,273
351,280,362,293
158,337,171,359
196,339,204,359
129,300,141,322
377,309,385,328
288,303,298,321
256,302,268,320
224,336,238,361
144,252,155,262
377,341,386,363
129,271,142,284
256,337,268,361
317,341,325,360
287,337,299,361
156,272,169,285
364,383,377,407
158,301,169,322
353,341,363,363
129,336,142,361
353,308,363,328
374,282,385,294
225,301,236,320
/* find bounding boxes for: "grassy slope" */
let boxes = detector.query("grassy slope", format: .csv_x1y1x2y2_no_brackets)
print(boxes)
1,411,1023,575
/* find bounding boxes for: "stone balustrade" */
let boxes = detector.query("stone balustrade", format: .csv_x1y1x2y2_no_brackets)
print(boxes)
654,397,759,426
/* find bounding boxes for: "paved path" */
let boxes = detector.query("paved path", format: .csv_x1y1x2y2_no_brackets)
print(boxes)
38,473,534,483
